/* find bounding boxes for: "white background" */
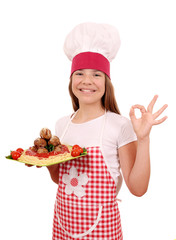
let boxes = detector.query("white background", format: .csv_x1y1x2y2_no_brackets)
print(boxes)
0,0,175,239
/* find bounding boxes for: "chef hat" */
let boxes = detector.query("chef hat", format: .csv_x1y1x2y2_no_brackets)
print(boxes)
64,22,121,79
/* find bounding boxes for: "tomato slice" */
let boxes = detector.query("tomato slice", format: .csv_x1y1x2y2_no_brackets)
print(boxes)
72,145,83,154
78,147,83,154
72,145,80,150
16,148,24,154
11,151,21,160
71,149,80,157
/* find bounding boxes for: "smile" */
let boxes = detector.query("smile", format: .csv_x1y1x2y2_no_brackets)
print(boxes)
79,89,96,93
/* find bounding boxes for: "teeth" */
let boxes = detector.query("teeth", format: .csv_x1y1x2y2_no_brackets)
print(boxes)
80,89,95,92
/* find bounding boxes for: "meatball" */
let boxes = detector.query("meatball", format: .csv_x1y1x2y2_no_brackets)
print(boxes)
37,148,48,154
31,146,38,152
40,128,52,140
48,136,61,146
54,145,62,152
34,138,47,148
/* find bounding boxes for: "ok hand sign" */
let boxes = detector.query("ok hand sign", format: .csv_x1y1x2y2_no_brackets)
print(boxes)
129,95,168,141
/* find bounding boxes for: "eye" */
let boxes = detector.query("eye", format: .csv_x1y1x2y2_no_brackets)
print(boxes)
94,72,103,77
75,71,83,76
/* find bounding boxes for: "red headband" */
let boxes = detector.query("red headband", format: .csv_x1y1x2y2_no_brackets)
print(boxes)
71,52,110,78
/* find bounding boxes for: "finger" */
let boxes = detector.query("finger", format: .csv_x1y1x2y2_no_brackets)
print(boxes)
25,164,33,167
129,106,137,121
153,116,168,125
132,105,147,114
147,95,158,113
36,166,42,168
153,104,168,119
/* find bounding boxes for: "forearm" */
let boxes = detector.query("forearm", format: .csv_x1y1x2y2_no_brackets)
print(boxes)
128,137,150,196
47,164,59,184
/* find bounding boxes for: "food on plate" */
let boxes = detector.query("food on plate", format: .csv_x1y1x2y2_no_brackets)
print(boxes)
6,128,87,166
16,148,24,154
34,138,47,148
54,145,62,152
31,146,38,152
48,136,61,146
5,148,24,160
37,147,49,154
40,128,52,140
11,150,22,160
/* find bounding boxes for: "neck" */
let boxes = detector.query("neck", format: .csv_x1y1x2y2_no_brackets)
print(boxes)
73,104,105,123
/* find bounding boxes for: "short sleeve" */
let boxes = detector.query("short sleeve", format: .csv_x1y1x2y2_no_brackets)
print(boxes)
117,119,137,149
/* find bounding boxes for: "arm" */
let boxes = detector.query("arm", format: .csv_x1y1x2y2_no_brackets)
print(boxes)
119,139,150,196
47,164,59,184
119,95,167,197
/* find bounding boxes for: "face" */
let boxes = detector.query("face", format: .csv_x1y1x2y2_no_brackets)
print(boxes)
71,69,106,108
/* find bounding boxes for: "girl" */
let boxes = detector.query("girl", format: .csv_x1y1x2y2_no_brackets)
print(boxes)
47,23,168,240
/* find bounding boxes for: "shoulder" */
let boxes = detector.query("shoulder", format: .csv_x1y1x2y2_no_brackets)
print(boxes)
106,111,132,127
105,111,137,147
55,115,70,126
55,115,71,137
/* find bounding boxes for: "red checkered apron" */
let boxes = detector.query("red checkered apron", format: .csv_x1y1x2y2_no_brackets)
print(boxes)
52,112,123,239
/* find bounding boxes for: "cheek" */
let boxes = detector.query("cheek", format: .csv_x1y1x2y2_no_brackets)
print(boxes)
98,80,105,94
72,79,80,95
72,77,80,87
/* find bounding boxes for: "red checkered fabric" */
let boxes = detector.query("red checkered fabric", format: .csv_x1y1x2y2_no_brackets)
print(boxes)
52,146,123,239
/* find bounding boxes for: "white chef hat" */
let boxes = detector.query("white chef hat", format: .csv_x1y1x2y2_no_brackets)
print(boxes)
64,22,121,79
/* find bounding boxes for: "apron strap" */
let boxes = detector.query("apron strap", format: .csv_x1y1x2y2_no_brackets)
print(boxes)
60,111,78,142
99,109,106,147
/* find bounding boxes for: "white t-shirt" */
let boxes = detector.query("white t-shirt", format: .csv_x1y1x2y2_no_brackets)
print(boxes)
55,111,137,194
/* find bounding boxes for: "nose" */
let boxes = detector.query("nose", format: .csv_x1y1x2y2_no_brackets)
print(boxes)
82,74,92,85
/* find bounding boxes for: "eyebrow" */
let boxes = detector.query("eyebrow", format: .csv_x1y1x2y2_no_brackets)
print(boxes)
78,69,102,73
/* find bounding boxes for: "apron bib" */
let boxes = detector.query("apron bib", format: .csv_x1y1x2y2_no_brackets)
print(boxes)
52,112,123,240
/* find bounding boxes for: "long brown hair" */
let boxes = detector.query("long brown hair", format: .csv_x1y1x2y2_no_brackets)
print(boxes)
69,75,120,114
